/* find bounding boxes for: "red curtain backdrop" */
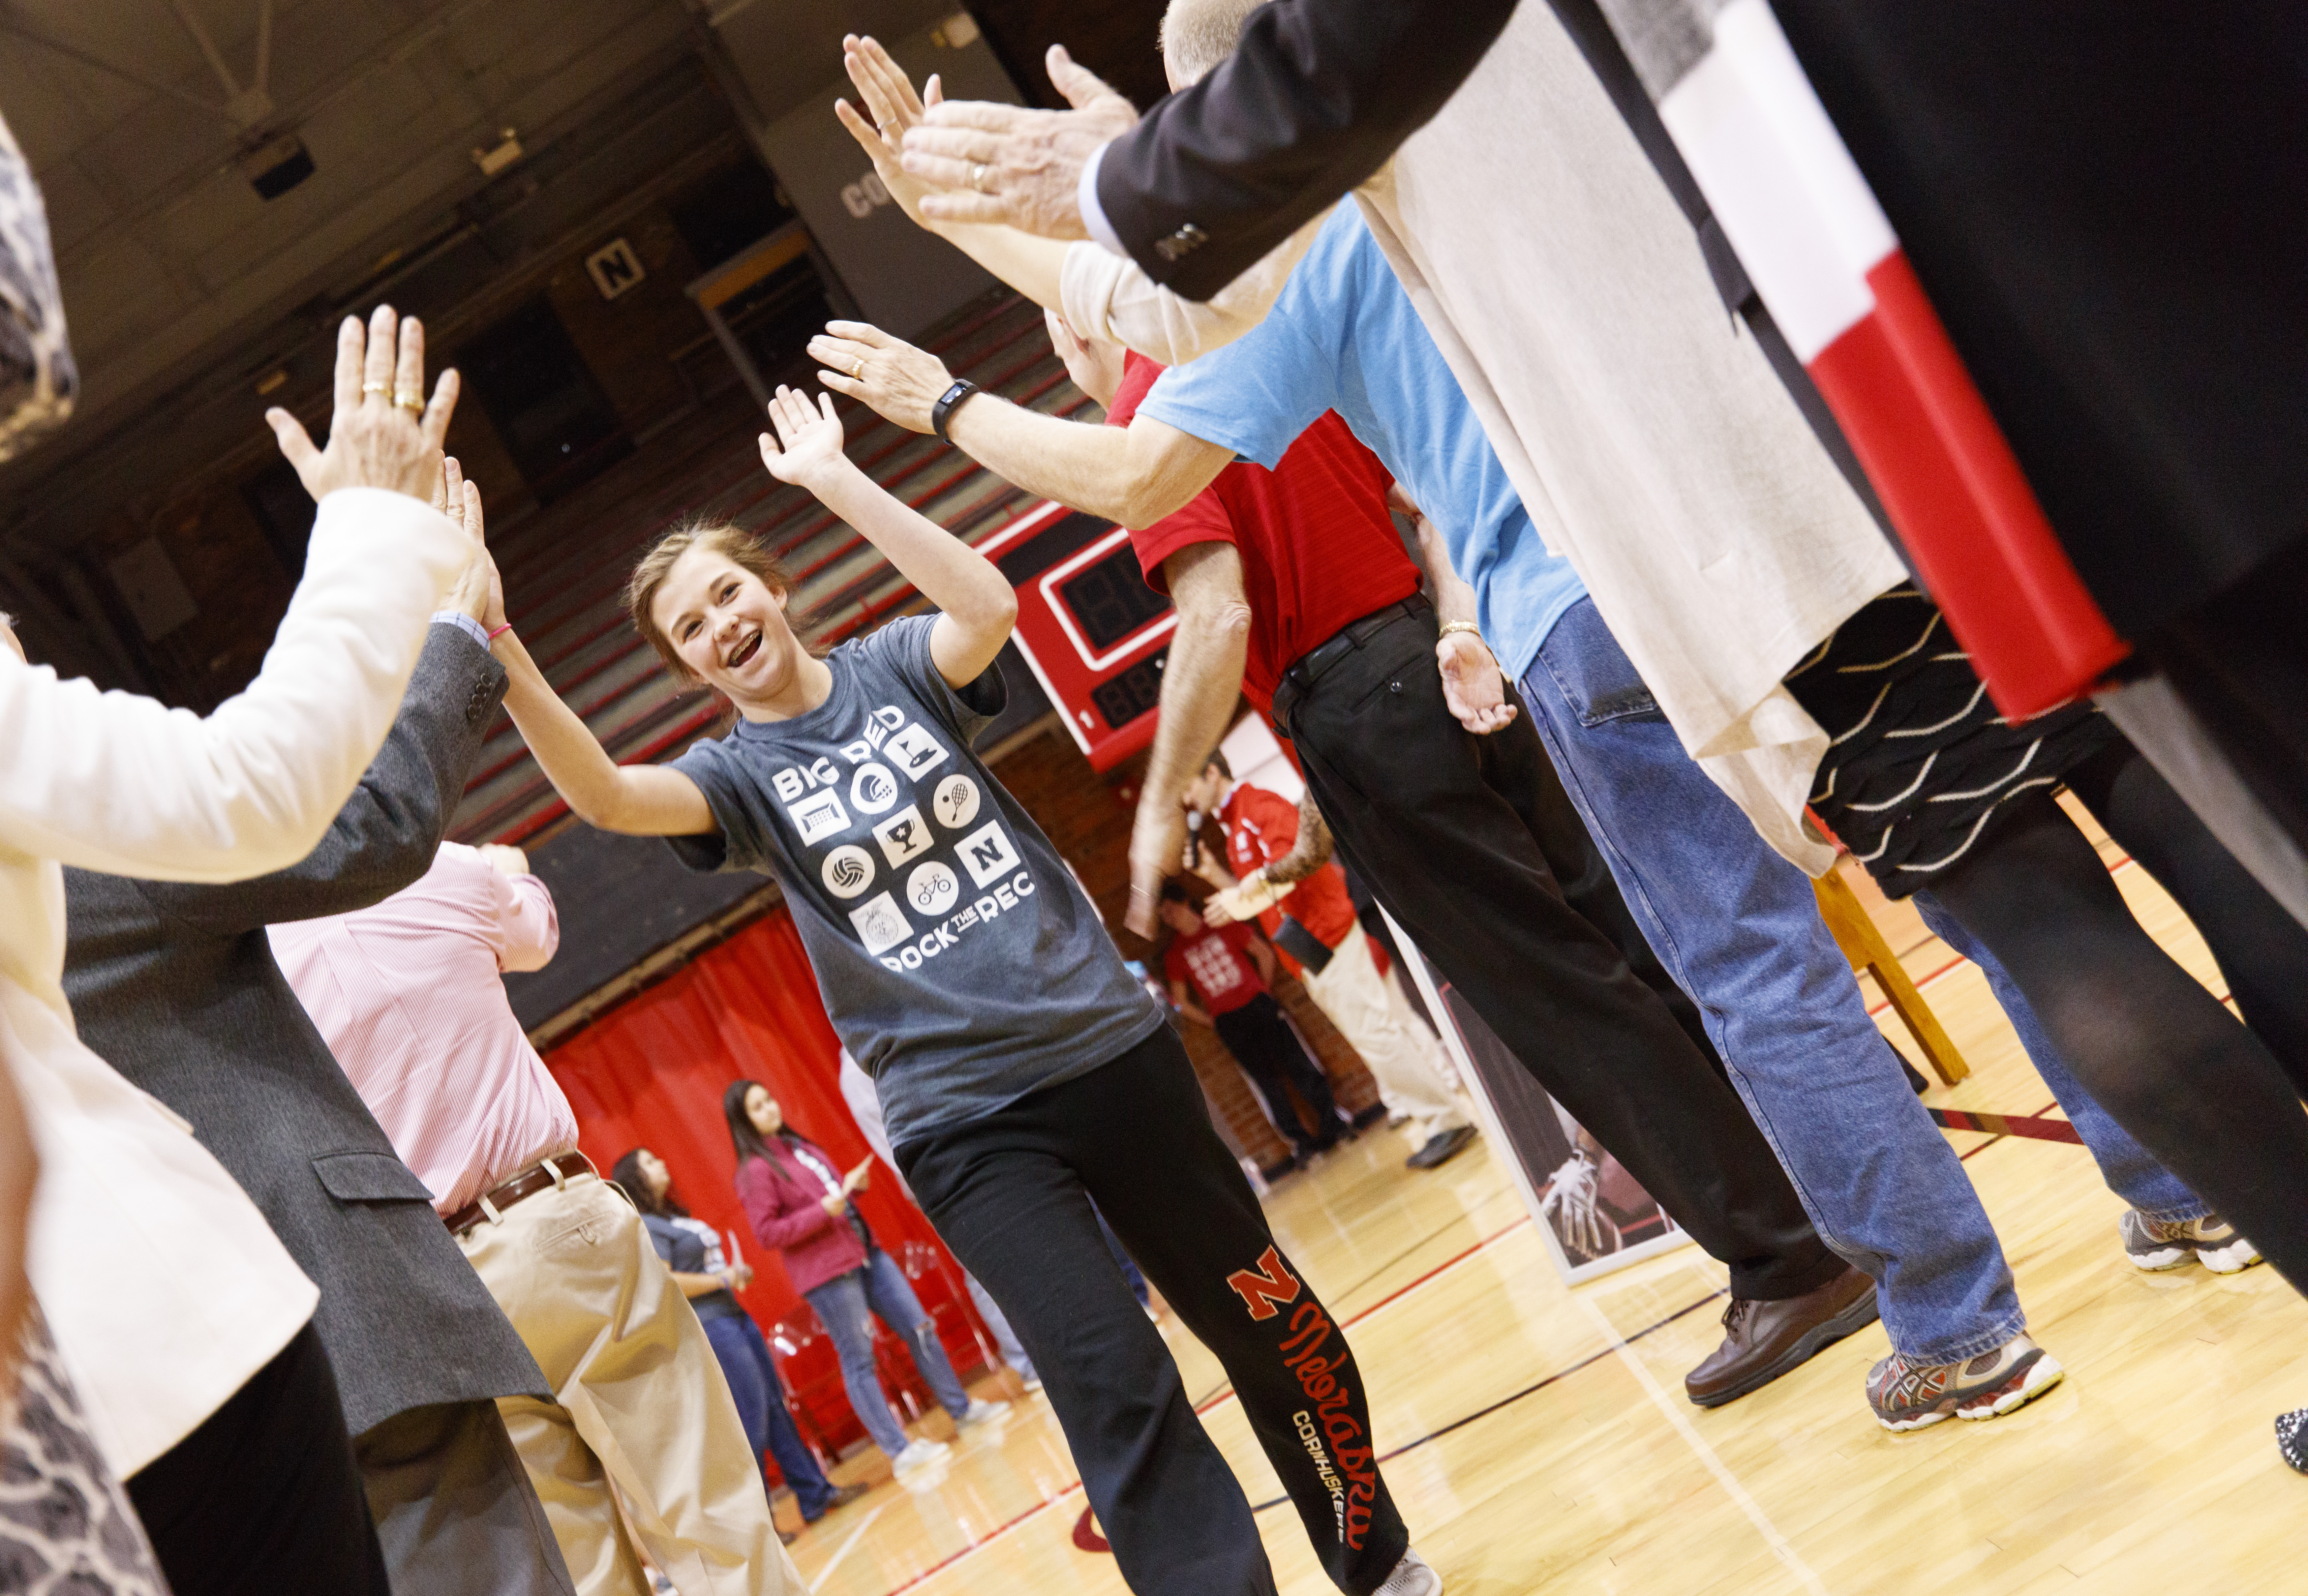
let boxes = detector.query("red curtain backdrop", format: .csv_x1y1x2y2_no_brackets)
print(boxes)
541,905,963,1336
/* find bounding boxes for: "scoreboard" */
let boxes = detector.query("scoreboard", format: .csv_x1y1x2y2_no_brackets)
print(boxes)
977,500,1172,771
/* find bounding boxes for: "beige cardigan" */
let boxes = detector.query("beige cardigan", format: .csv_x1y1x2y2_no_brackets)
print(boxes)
0,485,466,1474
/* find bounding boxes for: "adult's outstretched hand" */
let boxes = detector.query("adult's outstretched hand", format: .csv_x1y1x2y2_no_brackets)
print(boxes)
265,304,457,504
835,35,943,227
808,322,955,435
901,45,1137,237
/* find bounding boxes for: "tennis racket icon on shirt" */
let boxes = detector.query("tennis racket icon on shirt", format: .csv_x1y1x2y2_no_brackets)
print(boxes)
933,774,980,830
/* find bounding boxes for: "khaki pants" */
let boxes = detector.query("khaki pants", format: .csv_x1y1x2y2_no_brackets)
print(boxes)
458,1169,797,1596
1301,929,1472,1147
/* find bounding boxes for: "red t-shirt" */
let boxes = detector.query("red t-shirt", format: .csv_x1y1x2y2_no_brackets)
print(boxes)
1163,920,1267,1016
1218,783,1360,960
1107,353,1422,712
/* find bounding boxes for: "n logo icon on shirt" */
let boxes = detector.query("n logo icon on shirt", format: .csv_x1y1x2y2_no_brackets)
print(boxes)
956,821,1022,888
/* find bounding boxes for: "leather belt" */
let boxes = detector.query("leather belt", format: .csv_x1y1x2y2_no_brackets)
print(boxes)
1270,594,1432,737
444,1152,593,1236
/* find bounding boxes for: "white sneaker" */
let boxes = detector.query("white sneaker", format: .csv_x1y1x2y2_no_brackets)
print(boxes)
1374,1548,1441,1596
2121,1209,2263,1274
957,1397,1008,1427
890,1437,951,1475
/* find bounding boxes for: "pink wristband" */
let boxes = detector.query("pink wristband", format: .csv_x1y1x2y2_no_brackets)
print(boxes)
487,622,514,641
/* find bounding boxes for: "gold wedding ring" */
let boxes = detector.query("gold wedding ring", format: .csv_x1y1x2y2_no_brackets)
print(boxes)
362,381,390,395
394,391,425,412
970,162,989,193
850,358,866,379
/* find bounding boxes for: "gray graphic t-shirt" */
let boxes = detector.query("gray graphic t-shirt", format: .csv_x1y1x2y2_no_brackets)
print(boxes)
668,616,1163,1149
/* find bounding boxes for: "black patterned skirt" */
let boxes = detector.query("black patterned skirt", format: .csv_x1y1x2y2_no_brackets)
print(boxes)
1783,587,2116,898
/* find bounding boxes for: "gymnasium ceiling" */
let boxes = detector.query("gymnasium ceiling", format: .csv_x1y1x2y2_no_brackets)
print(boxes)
0,0,954,554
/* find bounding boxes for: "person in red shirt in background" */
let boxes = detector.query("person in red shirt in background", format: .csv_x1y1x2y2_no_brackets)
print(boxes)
1177,756,1475,1169
1159,881,1346,1164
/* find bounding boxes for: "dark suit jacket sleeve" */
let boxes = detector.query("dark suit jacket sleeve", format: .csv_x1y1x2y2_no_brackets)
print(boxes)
143,622,510,935
1095,0,1519,299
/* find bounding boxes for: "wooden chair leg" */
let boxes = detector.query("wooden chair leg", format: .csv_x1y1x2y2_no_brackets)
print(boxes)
1811,868,1971,1086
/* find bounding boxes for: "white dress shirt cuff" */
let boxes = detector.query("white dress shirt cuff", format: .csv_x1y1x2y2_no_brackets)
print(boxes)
431,611,492,650
1078,140,1128,258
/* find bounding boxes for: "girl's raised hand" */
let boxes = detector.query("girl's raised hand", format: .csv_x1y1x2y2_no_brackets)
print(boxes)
757,386,848,491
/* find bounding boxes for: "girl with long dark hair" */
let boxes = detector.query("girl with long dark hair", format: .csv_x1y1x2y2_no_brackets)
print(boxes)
609,1147,864,1533
719,1081,994,1473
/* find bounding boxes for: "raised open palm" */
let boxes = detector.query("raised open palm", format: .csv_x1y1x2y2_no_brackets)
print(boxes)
757,385,846,488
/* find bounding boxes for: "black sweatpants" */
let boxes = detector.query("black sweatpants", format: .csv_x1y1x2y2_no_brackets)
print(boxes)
1286,606,1838,1301
899,1025,1407,1596
1215,993,1343,1155
127,1321,390,1596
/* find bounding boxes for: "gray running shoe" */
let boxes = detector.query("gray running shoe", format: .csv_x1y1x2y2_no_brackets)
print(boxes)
2121,1210,2262,1274
1867,1335,2064,1432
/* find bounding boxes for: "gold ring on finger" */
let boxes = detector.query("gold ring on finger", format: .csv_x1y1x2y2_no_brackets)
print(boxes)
970,163,989,193
362,381,390,395
850,358,865,379
394,391,425,412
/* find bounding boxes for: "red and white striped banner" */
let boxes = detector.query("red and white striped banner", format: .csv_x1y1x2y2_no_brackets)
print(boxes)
1631,0,2127,716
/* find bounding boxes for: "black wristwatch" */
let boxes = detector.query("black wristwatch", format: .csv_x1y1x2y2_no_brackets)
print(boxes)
930,378,980,444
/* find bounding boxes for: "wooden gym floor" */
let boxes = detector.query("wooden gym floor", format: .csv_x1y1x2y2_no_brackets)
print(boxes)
776,803,2307,1595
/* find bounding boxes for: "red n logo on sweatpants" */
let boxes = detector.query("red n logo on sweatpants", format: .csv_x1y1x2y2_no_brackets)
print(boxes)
1226,1245,1303,1321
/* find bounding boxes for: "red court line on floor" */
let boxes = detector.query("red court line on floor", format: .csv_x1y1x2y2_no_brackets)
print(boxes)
1928,1107,2084,1144
866,1216,1535,1595
1957,1099,2061,1162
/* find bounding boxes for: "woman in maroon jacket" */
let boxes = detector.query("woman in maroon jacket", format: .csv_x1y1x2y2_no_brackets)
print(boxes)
725,1080,1002,1473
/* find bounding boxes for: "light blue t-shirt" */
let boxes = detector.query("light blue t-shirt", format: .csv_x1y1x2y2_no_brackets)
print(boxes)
1138,204,1586,682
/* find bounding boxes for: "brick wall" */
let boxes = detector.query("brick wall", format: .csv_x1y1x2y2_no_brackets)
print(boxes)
987,722,1382,1172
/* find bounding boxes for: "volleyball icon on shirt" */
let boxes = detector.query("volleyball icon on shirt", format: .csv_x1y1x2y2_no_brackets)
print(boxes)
907,860,960,917
932,774,980,830
821,845,875,900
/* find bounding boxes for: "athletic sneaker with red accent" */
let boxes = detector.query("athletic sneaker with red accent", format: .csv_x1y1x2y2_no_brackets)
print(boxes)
1373,1548,1441,1596
2121,1210,2262,1274
1866,1335,2064,1431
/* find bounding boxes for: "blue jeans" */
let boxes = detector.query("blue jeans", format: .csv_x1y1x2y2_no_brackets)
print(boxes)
701,1313,837,1519
803,1247,971,1458
1907,891,2208,1222
1520,599,2023,1363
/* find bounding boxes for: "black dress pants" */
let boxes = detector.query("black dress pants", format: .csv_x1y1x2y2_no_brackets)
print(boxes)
900,1026,1408,1596
1285,607,1838,1301
1214,993,1344,1154
127,1321,390,1596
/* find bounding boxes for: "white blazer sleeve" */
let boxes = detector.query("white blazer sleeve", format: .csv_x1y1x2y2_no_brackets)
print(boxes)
1059,206,1331,366
0,486,467,883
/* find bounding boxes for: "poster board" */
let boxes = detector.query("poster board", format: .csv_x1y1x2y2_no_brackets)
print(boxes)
1380,906,1691,1286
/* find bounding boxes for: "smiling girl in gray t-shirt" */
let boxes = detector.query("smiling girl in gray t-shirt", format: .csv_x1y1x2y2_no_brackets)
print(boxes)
484,380,1423,1596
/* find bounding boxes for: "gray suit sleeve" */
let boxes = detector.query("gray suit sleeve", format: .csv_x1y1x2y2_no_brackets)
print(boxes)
142,623,510,934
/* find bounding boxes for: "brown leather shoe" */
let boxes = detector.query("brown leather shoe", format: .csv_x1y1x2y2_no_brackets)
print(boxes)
1684,1263,1879,1408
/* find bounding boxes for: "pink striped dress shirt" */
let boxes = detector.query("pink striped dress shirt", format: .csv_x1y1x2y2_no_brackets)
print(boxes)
270,841,580,1215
